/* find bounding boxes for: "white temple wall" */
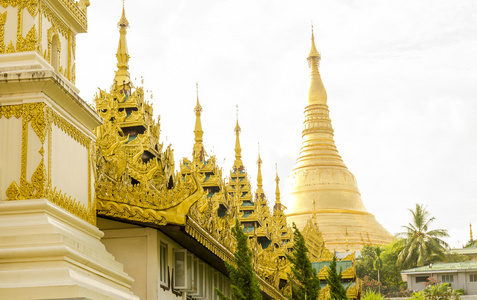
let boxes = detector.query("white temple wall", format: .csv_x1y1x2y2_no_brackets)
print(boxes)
51,121,89,207
0,117,22,201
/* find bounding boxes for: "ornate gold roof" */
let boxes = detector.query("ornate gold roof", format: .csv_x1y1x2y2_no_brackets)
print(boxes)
94,10,202,226
283,29,393,251
180,93,292,298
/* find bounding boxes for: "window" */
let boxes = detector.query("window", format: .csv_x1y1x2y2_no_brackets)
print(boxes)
188,260,205,298
213,271,220,300
470,274,477,282
173,249,187,289
159,243,168,286
186,253,195,292
416,276,428,283
207,265,213,299
442,275,454,283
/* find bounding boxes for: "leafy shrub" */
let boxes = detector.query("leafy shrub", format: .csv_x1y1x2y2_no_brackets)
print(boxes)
411,282,463,300
362,290,385,300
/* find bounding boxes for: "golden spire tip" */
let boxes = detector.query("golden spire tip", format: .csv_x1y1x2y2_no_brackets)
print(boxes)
234,105,240,132
257,143,262,164
194,82,202,112
118,0,129,27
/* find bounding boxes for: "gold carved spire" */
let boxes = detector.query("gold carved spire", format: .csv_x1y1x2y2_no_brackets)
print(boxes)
256,145,263,194
233,106,243,171
274,164,285,213
115,2,131,90
307,25,327,105
193,83,205,161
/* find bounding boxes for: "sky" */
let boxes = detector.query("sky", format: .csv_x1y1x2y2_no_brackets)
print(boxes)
76,0,477,248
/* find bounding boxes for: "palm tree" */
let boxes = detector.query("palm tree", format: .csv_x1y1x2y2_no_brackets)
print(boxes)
395,204,449,269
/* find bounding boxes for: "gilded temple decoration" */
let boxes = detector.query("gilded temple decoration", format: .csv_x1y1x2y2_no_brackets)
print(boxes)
1,103,95,224
94,9,202,227
178,97,294,298
0,0,86,82
0,11,6,53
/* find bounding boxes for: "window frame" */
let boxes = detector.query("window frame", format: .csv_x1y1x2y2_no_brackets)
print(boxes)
442,274,454,283
416,276,428,283
159,242,168,286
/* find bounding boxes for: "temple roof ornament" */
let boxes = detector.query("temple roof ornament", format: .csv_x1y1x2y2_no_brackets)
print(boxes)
274,164,282,210
115,2,131,90
233,106,243,171
193,83,205,162
256,147,264,195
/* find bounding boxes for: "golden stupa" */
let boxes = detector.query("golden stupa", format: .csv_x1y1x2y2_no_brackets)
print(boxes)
283,29,393,251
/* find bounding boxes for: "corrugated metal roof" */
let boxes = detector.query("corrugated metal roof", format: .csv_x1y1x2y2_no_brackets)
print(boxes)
402,261,477,273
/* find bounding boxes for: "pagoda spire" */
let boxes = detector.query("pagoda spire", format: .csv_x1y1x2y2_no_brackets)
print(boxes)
307,24,327,105
114,1,131,90
274,164,283,212
193,83,205,161
233,106,243,171
256,144,263,193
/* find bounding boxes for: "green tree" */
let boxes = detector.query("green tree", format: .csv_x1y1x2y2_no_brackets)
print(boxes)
394,204,449,269
217,219,262,300
373,246,383,293
286,223,320,300
325,253,348,300
379,243,406,293
356,245,378,280
357,243,408,297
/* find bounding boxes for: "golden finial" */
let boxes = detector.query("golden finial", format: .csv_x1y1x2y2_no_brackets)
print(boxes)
257,143,262,164
308,22,321,65
256,144,263,193
118,0,129,27
306,23,327,105
194,82,202,113
193,82,204,161
471,222,474,242
234,105,240,132
114,0,131,88
233,105,242,166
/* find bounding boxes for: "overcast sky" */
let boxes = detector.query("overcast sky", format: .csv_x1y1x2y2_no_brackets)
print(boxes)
76,0,477,248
